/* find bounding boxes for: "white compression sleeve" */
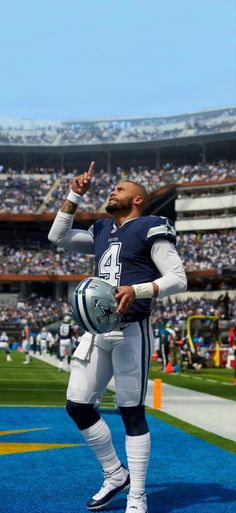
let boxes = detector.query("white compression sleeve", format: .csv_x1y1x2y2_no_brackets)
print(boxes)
125,432,151,496
81,418,121,473
48,211,95,254
151,239,187,299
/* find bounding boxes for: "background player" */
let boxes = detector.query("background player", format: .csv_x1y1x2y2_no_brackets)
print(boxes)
36,326,54,358
57,314,73,371
21,319,31,365
48,161,187,513
0,331,13,362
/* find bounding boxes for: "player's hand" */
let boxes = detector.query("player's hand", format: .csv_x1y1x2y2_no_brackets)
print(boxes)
115,286,135,315
71,161,95,196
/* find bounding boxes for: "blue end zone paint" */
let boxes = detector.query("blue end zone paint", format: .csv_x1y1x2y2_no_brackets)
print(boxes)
0,407,236,513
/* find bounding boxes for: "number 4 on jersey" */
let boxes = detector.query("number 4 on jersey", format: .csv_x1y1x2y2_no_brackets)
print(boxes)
98,243,122,286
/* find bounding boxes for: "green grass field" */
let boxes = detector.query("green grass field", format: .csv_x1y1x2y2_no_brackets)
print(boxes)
0,351,115,408
0,352,235,405
0,351,235,454
149,361,236,401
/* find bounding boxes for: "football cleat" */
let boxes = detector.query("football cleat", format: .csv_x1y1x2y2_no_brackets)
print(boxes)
70,277,120,334
125,493,148,513
87,464,130,511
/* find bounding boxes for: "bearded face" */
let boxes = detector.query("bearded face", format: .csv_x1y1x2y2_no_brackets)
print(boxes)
105,196,133,214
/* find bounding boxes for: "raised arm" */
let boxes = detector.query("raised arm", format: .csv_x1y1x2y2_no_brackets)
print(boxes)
61,161,95,215
48,161,96,254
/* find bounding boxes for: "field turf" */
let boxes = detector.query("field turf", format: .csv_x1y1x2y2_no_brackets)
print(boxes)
1,351,236,513
0,351,235,455
1,406,236,513
1,353,235,406
149,361,236,401
0,351,115,408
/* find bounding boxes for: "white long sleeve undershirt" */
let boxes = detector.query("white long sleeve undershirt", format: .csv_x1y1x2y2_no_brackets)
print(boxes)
48,211,187,299
48,211,95,254
151,240,187,299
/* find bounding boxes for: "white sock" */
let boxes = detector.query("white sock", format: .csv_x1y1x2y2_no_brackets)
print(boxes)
125,432,151,496
81,418,121,473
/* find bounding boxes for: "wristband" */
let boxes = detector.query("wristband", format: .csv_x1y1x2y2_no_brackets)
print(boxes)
67,190,82,205
132,282,154,299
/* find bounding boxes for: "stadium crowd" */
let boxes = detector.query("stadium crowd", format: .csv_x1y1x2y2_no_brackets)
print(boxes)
0,108,235,146
0,174,54,213
177,230,236,272
151,294,236,325
0,296,70,328
0,160,235,213
0,230,235,275
0,294,235,333
46,168,123,212
0,246,95,275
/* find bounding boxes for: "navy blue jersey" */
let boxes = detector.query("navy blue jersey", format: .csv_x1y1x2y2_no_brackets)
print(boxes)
91,216,176,322
59,322,73,339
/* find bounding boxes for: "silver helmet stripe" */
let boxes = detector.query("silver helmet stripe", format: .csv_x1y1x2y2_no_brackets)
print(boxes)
71,277,119,334
77,278,98,334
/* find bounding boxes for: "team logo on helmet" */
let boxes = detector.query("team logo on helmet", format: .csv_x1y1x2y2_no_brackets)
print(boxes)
70,277,120,334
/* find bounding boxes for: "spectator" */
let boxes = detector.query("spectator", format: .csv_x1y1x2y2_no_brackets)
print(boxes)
0,159,235,213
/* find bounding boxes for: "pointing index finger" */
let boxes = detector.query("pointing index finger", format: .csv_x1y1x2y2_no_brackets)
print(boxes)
88,161,95,177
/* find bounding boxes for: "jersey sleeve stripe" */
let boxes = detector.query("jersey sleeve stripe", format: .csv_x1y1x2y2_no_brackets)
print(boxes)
146,225,176,239
88,225,94,238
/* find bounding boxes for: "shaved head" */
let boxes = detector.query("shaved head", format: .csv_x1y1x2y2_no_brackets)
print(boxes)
120,181,148,203
106,180,148,215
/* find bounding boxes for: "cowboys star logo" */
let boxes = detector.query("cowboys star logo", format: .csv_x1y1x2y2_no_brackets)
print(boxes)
96,301,116,325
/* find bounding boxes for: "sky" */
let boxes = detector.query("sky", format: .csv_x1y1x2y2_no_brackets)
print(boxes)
0,0,236,121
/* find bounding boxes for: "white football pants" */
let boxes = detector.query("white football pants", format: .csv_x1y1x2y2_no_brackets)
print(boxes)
67,319,153,407
59,339,72,358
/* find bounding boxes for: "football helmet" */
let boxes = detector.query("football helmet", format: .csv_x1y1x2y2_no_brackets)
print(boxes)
70,277,120,334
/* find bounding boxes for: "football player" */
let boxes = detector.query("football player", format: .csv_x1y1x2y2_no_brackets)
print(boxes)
48,161,187,513
36,326,54,358
21,319,31,365
57,314,73,371
0,331,13,362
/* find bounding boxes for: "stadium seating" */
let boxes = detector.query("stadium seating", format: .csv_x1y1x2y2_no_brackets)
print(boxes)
0,229,235,275
0,160,235,213
0,109,235,334
1,107,236,145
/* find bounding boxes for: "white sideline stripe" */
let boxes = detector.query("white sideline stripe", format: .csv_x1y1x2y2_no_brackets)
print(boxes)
108,376,236,442
168,374,232,386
